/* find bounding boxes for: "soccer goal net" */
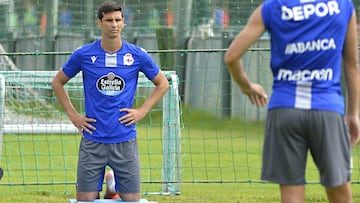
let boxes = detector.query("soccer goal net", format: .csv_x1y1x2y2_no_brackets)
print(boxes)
0,70,182,195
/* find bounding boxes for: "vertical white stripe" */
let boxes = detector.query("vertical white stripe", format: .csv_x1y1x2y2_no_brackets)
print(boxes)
295,81,312,109
105,53,117,67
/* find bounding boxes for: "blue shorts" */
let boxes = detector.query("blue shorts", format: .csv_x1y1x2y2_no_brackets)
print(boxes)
261,108,351,187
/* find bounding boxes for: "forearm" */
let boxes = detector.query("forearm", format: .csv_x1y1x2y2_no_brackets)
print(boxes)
343,11,359,117
224,4,265,92
52,82,78,118
138,81,169,115
344,62,360,116
226,59,251,93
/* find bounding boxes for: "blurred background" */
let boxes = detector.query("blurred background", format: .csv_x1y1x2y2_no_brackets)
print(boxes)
0,0,359,119
0,0,262,40
0,0,274,120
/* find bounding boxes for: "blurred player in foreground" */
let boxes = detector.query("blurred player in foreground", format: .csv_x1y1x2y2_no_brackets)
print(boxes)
224,0,360,202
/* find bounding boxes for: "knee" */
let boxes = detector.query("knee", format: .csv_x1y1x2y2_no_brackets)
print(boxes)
325,182,352,203
120,193,141,202
76,191,99,201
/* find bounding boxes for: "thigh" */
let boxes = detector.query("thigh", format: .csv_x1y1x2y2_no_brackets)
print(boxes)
77,138,108,192
308,111,351,187
109,138,140,194
262,108,309,185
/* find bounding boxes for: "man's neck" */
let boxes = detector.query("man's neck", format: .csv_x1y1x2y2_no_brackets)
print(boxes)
101,37,122,53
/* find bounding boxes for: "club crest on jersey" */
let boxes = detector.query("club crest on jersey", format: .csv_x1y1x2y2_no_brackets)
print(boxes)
96,72,125,96
123,53,134,66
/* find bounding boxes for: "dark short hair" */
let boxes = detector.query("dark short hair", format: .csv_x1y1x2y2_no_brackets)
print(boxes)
97,0,123,20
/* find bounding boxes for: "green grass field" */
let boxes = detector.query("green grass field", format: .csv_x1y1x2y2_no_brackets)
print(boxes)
1,183,360,202
1,108,360,203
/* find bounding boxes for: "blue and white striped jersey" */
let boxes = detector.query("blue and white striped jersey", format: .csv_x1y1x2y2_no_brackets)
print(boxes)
262,0,354,114
62,39,160,143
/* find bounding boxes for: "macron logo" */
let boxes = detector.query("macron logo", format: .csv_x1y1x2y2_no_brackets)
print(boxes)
91,56,97,63
277,68,333,81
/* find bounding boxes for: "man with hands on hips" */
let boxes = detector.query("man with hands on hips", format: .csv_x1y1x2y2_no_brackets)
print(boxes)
52,1,169,201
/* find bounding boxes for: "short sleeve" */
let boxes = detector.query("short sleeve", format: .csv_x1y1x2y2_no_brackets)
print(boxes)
62,47,82,78
139,48,160,81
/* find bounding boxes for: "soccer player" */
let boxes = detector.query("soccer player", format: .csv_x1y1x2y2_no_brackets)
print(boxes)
224,1,360,203
51,0,169,201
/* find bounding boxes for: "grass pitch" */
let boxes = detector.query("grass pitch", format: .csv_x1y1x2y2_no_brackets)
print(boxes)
1,108,360,202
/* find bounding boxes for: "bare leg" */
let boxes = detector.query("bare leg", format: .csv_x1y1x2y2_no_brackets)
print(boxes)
76,191,99,201
120,193,141,202
103,170,140,201
325,182,352,203
280,185,305,203
104,170,120,199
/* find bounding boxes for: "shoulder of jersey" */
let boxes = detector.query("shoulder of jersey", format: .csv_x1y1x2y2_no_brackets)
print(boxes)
73,40,99,53
123,40,149,54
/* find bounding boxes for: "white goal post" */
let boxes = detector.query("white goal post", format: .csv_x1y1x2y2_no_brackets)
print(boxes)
0,70,181,195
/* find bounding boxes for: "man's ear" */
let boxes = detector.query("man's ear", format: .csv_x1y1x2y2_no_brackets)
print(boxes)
97,19,102,29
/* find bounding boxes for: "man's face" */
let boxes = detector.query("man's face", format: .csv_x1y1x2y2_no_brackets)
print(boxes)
98,11,124,38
